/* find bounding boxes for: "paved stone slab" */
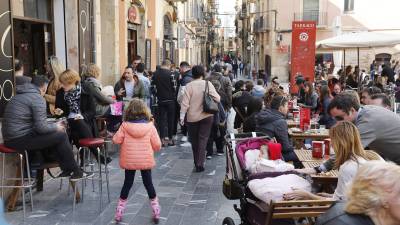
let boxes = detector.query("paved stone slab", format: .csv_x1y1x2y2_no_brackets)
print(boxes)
4,141,241,225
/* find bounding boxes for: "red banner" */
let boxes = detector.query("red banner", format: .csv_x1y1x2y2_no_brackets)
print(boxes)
290,21,316,93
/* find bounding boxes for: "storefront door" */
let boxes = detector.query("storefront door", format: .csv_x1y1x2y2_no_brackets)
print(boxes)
128,28,137,65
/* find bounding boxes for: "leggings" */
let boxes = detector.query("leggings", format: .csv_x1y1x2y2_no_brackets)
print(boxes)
120,170,156,200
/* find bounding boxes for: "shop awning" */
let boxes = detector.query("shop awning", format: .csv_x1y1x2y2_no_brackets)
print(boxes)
316,32,400,49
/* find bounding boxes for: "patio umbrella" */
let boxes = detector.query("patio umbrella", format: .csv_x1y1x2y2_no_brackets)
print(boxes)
316,32,400,67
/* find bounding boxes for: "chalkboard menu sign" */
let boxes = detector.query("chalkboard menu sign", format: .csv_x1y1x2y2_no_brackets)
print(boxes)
0,0,14,117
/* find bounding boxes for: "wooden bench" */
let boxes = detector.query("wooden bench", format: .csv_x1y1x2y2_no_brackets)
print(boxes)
265,200,335,225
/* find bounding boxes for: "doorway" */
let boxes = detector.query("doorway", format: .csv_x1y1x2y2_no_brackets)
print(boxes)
13,19,53,76
128,28,137,65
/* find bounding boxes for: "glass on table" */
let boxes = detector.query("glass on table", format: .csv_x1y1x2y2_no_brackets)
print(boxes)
312,114,319,129
319,125,326,133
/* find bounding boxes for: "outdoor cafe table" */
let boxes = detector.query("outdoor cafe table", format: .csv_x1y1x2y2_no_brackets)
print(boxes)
286,119,318,128
295,149,338,192
289,129,330,148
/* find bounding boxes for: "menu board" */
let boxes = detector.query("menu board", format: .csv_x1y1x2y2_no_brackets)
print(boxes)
0,0,14,117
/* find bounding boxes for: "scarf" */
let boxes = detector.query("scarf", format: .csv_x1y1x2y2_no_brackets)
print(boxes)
64,84,82,114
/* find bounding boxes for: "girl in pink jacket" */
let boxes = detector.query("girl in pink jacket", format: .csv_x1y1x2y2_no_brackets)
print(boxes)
112,99,162,223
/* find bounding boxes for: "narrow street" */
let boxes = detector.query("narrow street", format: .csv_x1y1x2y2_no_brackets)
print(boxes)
5,142,239,225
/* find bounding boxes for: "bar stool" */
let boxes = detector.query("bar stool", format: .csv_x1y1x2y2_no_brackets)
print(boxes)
78,138,110,211
0,144,33,218
96,117,114,152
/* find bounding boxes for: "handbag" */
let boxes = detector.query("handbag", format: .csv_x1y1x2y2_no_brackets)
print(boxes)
223,176,244,200
203,81,219,114
222,144,245,200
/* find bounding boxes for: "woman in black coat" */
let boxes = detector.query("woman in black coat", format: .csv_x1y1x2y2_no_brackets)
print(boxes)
55,69,111,164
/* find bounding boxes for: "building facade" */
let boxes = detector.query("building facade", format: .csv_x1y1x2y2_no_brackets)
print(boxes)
236,0,400,82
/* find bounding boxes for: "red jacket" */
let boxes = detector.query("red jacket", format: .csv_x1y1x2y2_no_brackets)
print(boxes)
113,122,161,170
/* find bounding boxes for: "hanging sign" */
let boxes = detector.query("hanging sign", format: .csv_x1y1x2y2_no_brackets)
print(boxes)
128,5,141,24
290,21,316,93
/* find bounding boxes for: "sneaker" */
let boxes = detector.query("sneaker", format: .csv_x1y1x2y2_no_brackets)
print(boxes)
115,198,127,222
98,155,112,165
195,166,205,173
70,170,94,181
168,139,176,147
181,136,188,142
162,139,169,147
217,152,224,156
150,197,161,224
180,142,191,147
206,155,212,160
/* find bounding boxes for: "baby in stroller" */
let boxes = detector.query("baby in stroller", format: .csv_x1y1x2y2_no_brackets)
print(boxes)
222,133,311,225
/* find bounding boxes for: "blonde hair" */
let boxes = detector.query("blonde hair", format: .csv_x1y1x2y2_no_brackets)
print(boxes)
329,121,381,168
59,69,81,85
48,56,65,87
124,98,152,121
345,161,400,215
86,63,101,78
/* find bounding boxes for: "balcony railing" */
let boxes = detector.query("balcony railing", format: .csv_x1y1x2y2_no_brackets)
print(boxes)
294,10,327,27
253,16,270,33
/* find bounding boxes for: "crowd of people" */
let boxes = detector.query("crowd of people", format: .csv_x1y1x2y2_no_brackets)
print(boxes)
2,54,400,225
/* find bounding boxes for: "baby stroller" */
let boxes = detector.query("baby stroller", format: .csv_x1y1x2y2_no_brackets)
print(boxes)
222,132,299,225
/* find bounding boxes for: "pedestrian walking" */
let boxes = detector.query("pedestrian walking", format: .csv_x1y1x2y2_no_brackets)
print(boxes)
113,99,162,223
152,59,177,146
180,65,220,172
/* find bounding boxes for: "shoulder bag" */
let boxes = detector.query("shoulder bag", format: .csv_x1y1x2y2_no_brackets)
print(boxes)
203,80,219,114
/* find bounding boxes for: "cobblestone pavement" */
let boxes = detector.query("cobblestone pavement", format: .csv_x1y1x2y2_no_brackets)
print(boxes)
5,142,240,225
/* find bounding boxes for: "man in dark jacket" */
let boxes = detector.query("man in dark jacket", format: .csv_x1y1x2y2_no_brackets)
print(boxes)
232,80,251,129
152,59,176,146
14,59,31,86
208,64,232,110
179,61,193,86
2,76,87,180
256,95,301,167
381,64,395,84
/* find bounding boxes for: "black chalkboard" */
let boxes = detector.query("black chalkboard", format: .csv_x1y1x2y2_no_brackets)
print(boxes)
0,0,14,117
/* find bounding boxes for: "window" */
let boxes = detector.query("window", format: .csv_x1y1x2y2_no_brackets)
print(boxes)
303,0,319,22
344,0,354,12
23,0,51,21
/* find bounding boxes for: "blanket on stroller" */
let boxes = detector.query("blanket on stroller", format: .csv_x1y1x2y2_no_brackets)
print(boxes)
248,174,311,204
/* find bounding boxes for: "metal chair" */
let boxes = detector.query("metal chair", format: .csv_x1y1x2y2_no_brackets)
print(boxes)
0,144,34,218
77,138,110,212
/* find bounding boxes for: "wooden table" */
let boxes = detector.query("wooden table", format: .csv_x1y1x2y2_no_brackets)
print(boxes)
294,149,325,162
289,129,329,148
294,150,338,192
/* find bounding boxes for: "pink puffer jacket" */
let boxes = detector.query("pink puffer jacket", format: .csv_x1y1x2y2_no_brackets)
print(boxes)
113,122,161,170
